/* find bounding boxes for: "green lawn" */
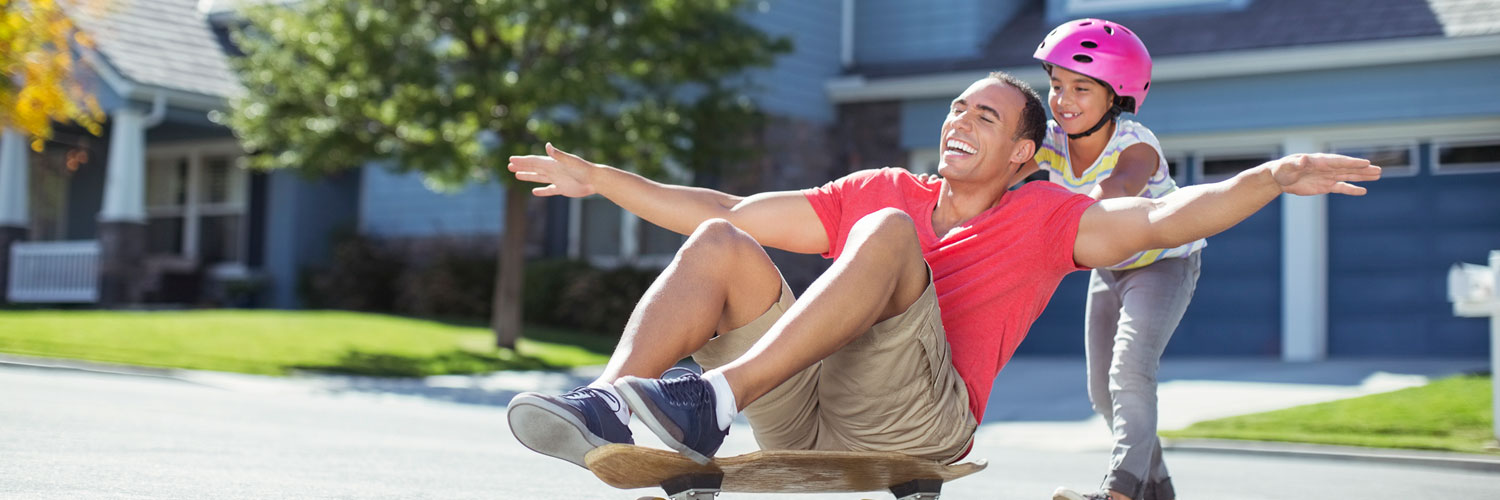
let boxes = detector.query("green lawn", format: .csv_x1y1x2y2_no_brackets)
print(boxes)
0,310,615,377
1162,375,1496,454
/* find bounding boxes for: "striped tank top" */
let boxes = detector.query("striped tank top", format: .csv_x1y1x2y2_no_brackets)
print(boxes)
1033,117,1206,270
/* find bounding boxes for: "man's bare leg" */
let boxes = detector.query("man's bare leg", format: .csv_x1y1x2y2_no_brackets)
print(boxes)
615,208,931,463
595,218,787,384
716,207,930,407
508,218,786,468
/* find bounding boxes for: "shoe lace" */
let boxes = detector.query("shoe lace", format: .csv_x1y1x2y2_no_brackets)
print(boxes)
565,386,622,412
658,372,711,406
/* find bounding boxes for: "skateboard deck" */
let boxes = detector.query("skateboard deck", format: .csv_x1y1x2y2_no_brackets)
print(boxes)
586,443,986,495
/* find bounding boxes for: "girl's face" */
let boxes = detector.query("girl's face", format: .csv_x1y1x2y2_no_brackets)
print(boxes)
1048,66,1116,137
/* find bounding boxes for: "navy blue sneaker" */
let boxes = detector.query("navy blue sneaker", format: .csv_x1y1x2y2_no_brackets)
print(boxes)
614,369,728,465
507,386,633,468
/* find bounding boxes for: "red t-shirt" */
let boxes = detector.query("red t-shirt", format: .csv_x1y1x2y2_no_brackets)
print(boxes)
802,168,1095,420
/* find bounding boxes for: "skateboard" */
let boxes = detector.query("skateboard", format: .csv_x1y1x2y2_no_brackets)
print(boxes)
585,443,987,500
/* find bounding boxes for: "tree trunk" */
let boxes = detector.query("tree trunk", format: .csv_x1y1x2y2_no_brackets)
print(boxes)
491,183,530,349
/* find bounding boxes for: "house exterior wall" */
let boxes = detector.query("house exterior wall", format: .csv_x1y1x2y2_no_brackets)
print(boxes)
854,0,1025,65
262,169,361,308
1327,148,1500,357
743,0,845,124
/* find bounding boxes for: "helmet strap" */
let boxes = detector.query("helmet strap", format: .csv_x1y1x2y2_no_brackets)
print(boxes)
1067,106,1121,140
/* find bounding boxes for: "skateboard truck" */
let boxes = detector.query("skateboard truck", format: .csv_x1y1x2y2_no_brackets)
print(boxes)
660,473,723,500
889,478,943,500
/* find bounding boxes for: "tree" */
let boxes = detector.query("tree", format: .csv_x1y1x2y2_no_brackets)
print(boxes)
225,0,789,348
0,0,104,150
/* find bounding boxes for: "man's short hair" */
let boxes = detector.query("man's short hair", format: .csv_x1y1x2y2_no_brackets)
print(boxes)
987,71,1046,150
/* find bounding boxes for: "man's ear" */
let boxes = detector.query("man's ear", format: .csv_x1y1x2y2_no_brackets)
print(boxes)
1010,137,1037,165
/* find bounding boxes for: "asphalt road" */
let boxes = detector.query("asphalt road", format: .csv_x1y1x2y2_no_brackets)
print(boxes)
2,363,1497,499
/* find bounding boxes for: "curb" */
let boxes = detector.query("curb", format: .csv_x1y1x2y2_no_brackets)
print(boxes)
1164,438,1500,473
0,353,197,381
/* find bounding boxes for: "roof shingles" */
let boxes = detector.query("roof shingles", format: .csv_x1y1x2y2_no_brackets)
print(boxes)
67,0,242,99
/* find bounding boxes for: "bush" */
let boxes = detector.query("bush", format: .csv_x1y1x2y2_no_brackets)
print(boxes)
555,265,661,336
523,259,594,326
302,234,404,312
395,247,496,319
302,234,662,336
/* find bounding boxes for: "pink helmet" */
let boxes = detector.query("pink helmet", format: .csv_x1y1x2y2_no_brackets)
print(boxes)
1033,19,1152,113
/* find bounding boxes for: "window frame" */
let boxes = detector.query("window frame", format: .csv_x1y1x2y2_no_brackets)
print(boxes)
1192,147,1281,184
1431,135,1500,175
1327,139,1420,178
143,140,249,268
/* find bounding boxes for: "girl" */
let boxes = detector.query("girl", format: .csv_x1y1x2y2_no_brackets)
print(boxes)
1030,19,1205,500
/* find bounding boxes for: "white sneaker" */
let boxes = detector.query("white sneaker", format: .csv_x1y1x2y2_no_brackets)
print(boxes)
1053,487,1111,500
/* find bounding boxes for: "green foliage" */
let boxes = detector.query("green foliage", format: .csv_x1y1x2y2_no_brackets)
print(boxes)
1163,375,1496,454
224,0,791,188
522,258,594,325
556,264,660,335
302,234,405,312
396,247,498,319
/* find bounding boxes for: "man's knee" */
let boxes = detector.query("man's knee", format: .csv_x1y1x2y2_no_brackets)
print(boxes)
848,208,919,248
680,218,757,259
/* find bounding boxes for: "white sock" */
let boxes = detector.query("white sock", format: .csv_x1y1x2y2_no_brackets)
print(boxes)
588,381,631,426
701,370,739,431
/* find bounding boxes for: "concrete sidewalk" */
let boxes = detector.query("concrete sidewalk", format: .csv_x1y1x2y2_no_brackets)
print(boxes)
2,353,1494,469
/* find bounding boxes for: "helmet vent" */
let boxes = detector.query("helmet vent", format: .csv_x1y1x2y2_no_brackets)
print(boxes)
1073,54,1094,63
1144,81,1150,90
1080,41,1098,49
1103,25,1114,35
1080,21,1092,26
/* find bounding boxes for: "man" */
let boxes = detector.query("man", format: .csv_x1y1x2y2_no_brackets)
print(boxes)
504,72,1379,474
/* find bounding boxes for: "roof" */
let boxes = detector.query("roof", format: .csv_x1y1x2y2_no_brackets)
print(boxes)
65,0,242,101
854,0,1500,78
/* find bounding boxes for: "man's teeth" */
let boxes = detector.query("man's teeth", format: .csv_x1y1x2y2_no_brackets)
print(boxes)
945,139,977,154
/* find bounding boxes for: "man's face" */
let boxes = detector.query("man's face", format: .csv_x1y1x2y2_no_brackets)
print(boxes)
937,79,1027,183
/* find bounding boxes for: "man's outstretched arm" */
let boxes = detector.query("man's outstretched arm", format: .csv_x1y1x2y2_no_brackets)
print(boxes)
1074,153,1382,269
509,143,830,255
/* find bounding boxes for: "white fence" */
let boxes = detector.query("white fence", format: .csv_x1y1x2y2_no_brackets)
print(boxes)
6,240,100,303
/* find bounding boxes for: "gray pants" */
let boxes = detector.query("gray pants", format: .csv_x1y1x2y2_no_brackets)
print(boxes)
1086,252,1201,500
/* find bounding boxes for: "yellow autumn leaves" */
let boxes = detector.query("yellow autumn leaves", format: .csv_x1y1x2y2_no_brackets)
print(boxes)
0,0,104,151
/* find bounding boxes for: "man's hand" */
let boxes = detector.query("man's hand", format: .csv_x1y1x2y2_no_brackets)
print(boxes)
1269,153,1382,196
508,143,598,198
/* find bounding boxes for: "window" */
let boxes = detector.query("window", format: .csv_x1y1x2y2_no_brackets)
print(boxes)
1432,137,1500,175
1162,152,1187,186
1330,141,1418,177
145,145,248,265
26,142,89,242
572,196,684,268
1194,149,1278,184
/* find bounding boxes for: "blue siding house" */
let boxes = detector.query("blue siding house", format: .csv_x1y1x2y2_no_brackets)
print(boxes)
6,0,1497,360
0,0,358,309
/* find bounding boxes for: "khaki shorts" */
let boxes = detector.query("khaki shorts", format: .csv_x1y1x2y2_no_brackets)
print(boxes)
691,273,976,463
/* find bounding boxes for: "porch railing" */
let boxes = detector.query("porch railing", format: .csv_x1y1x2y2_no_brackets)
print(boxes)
6,240,100,303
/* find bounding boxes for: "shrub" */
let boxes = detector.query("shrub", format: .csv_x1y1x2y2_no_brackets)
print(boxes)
395,247,496,319
303,234,404,311
555,265,661,336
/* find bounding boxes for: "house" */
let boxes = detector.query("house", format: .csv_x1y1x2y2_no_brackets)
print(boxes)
0,0,358,309
4,0,1497,360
